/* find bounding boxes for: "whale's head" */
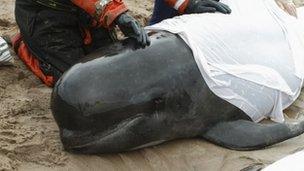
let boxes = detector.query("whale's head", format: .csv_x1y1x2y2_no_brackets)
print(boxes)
51,32,204,153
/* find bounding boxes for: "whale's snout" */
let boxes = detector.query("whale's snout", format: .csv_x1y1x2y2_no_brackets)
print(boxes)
50,59,169,153
51,83,168,153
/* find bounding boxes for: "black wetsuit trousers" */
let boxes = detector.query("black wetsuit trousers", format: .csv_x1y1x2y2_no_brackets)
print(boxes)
15,0,114,80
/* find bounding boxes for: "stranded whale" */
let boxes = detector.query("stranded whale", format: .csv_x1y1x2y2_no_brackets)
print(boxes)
51,32,304,154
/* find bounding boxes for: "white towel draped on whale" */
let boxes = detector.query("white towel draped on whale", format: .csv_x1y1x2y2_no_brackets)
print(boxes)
146,0,304,123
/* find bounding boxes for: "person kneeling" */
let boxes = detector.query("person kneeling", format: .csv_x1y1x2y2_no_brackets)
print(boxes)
13,0,150,87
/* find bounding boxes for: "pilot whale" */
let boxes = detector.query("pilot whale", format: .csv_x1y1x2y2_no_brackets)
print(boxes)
51,32,304,154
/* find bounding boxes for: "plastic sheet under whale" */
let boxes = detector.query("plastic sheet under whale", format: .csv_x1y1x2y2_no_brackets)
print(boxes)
146,0,304,122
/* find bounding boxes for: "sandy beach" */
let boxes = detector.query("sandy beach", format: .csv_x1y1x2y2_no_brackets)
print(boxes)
1,0,304,170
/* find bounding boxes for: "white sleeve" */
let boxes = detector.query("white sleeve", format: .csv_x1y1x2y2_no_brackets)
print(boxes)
0,37,13,65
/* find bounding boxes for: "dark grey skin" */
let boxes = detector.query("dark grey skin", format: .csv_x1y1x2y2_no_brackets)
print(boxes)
51,32,304,154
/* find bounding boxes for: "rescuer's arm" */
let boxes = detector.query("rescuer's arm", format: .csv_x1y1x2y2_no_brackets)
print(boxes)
71,0,150,47
164,0,231,14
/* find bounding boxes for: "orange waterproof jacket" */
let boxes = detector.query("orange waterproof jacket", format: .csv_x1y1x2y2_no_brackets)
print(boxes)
71,0,128,28
164,0,190,13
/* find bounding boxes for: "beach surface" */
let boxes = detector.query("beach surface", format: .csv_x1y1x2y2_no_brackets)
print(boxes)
0,0,304,170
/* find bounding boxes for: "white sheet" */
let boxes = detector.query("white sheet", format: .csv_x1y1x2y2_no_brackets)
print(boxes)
263,150,304,171
298,6,304,18
146,0,304,122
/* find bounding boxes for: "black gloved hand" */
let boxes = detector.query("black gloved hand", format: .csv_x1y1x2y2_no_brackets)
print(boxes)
115,13,150,48
185,0,231,14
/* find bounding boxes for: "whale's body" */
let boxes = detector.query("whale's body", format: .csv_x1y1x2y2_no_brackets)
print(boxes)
51,32,304,154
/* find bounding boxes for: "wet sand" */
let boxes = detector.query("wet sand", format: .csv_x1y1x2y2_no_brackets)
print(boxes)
1,0,304,170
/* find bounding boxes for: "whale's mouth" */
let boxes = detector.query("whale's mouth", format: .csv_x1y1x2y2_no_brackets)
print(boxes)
60,114,146,154
129,140,167,151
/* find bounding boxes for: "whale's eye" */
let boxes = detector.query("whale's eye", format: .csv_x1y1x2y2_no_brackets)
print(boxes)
153,97,165,111
153,97,163,104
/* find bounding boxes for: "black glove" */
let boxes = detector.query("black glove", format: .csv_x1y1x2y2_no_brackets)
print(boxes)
115,13,150,48
185,0,231,14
